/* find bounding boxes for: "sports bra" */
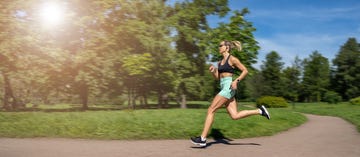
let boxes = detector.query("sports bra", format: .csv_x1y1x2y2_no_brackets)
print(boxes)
218,55,235,74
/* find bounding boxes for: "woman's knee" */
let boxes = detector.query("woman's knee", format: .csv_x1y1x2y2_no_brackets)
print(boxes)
207,107,217,115
208,96,227,113
228,112,238,120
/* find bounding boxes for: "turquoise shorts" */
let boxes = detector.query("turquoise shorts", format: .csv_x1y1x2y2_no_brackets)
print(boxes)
218,77,236,99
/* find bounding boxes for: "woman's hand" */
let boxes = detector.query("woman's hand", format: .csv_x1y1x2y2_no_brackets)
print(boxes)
209,65,216,73
209,65,219,80
231,80,238,90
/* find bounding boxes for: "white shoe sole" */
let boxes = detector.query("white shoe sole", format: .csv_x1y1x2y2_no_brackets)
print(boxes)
261,105,271,119
191,141,206,146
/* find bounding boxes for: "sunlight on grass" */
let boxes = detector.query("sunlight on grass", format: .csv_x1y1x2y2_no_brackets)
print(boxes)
5,102,358,140
0,106,305,140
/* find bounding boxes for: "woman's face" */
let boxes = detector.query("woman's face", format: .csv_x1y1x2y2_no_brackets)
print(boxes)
219,41,227,54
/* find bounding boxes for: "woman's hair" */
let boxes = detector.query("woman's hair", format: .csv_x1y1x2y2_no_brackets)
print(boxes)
224,40,242,52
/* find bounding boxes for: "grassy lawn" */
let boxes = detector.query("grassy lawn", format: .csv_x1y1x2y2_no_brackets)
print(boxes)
292,102,360,132
0,105,306,140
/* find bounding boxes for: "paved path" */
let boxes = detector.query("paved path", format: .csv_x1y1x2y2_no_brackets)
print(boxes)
1,114,360,157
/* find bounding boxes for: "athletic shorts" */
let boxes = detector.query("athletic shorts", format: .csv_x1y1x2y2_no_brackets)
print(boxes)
218,77,236,99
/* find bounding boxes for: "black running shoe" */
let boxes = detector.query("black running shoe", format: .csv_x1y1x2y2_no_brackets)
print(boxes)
191,136,206,146
260,105,270,120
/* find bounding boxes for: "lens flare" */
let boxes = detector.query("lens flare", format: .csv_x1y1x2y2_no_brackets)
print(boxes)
39,2,64,27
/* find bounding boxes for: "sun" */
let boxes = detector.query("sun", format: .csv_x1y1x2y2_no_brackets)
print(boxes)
39,2,64,27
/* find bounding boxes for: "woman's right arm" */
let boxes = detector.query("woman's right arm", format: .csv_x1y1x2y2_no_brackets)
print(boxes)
209,65,219,80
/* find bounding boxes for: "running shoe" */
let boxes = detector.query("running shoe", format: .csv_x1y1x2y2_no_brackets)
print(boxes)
190,136,206,146
259,105,270,120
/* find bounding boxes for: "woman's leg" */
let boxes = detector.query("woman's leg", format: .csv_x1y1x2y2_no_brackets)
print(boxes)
226,98,260,120
200,95,229,138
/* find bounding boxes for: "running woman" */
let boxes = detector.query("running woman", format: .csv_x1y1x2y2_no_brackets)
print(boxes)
191,40,270,146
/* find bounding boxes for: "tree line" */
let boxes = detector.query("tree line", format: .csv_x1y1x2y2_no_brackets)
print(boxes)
249,37,359,104
1,0,359,110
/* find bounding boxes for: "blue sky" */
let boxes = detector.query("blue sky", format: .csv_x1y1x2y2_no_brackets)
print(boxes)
207,0,360,68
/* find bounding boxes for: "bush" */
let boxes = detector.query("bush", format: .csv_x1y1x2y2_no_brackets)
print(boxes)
256,96,288,108
323,91,342,104
349,97,360,106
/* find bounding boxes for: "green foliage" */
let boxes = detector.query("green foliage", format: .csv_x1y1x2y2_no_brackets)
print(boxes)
301,51,330,102
1,0,178,108
246,70,263,100
169,0,231,101
123,53,154,76
205,8,260,101
1,0,359,109
332,38,360,100
256,96,289,108
349,97,360,106
207,8,259,70
323,91,342,104
282,57,302,102
260,51,284,97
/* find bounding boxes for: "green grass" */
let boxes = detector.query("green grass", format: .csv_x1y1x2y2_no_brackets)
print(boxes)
292,102,360,132
3,102,359,140
0,106,306,140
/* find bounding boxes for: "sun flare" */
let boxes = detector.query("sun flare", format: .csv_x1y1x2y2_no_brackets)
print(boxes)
39,2,64,27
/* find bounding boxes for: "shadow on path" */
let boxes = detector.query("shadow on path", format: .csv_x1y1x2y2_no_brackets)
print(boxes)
191,128,261,149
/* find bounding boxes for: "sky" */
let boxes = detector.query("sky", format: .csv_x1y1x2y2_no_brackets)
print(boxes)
207,0,360,68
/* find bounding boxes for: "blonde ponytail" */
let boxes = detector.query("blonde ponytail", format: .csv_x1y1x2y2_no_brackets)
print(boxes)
231,41,242,51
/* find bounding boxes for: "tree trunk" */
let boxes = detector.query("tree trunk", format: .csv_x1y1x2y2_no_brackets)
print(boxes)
79,82,88,110
180,94,187,109
131,88,136,109
127,87,131,108
2,72,18,110
139,95,144,107
127,87,136,109
143,94,148,107
158,92,163,108
162,93,168,108
139,94,148,109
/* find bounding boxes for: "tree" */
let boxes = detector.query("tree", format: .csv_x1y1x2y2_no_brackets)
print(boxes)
110,0,175,108
0,0,51,109
260,51,284,97
0,0,264,109
0,1,25,110
50,0,122,109
206,8,260,100
169,0,230,107
332,38,360,100
302,51,330,102
246,69,263,101
282,56,302,102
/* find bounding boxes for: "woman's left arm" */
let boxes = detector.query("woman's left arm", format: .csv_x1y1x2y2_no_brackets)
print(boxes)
230,57,248,90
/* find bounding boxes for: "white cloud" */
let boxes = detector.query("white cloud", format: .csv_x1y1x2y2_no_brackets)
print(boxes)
210,0,360,70
248,5,360,22
254,33,351,69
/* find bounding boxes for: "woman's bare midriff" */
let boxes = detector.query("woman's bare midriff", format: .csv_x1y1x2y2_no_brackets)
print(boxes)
220,72,233,78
